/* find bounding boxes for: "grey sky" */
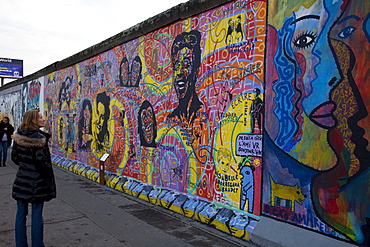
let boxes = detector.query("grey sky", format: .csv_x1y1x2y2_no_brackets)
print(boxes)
0,0,185,84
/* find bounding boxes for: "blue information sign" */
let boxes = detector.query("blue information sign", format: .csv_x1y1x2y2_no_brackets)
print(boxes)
0,57,23,78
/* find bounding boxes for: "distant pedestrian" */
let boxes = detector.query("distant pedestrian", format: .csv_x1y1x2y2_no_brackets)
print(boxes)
11,109,56,247
0,116,14,166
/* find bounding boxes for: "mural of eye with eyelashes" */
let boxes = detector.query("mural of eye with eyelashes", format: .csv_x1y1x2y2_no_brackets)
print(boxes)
292,31,317,50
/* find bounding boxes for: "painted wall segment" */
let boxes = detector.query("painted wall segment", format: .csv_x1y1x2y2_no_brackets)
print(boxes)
263,0,370,245
1,0,369,245
0,90,22,128
42,0,267,240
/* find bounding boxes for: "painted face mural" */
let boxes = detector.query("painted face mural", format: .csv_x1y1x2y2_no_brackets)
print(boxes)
216,148,232,173
138,100,157,147
265,0,370,244
92,91,111,158
168,31,202,123
172,46,195,99
266,0,346,170
58,77,73,109
130,56,142,87
330,0,370,148
119,56,142,88
78,99,93,150
119,57,129,86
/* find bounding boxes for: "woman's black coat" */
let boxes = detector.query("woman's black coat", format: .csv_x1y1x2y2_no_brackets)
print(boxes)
11,129,56,203
0,121,14,146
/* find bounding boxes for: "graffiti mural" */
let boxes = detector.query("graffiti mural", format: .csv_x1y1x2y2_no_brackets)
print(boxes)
263,0,370,245
3,0,368,244
0,91,22,129
41,0,267,238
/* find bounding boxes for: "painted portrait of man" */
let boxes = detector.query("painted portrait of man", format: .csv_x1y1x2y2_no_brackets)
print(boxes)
92,91,111,158
168,30,203,124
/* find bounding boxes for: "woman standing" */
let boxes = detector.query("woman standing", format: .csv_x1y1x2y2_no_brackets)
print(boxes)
11,109,56,247
0,116,14,166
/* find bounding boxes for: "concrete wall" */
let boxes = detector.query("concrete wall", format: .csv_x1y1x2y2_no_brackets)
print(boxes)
1,0,369,246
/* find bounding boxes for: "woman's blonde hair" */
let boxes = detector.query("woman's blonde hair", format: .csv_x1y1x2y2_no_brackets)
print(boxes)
18,109,40,131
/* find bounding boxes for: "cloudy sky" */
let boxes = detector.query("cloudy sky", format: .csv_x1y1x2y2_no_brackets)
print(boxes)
0,0,185,84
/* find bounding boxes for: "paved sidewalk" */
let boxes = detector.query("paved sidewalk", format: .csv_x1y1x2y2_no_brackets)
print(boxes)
0,154,357,247
0,156,254,247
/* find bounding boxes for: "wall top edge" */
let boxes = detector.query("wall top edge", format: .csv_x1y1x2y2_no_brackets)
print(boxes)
0,0,233,91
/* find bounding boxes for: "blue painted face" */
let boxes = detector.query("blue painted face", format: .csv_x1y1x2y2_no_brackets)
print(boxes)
266,0,347,170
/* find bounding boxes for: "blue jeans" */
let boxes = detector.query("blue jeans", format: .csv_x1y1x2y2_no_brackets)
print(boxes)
15,200,45,247
0,140,8,161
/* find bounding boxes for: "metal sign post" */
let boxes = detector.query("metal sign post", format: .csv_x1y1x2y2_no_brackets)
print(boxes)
99,153,109,185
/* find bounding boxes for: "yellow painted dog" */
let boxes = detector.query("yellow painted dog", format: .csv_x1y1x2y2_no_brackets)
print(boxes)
269,175,306,212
